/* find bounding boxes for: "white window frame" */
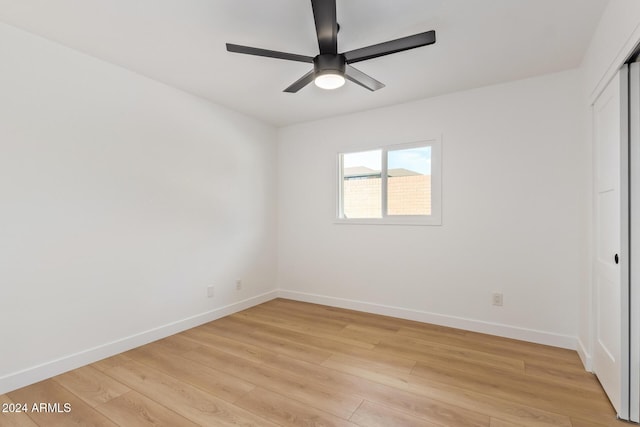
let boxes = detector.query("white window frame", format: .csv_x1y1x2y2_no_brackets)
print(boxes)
335,138,442,226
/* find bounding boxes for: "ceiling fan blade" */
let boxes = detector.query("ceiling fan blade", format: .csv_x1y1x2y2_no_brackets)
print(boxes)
311,0,338,54
226,43,314,63
284,70,316,93
343,30,436,64
345,65,385,91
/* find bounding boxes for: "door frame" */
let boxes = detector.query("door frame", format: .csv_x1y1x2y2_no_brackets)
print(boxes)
630,61,640,423
620,63,631,422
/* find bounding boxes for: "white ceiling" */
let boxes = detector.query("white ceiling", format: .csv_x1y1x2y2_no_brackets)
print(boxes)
0,0,608,126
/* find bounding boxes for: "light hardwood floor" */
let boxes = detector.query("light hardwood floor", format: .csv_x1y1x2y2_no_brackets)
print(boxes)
0,298,628,426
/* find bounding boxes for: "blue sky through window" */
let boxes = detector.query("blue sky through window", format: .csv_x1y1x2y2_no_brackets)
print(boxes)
343,150,381,171
389,146,431,175
343,146,431,175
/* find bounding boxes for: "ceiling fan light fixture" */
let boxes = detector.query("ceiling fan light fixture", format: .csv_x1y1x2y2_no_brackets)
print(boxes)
314,73,345,90
313,54,347,90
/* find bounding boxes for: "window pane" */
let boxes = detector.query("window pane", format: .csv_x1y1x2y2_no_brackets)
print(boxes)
342,150,382,218
387,146,431,216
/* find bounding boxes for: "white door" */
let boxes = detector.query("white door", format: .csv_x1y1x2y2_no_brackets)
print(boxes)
593,68,629,417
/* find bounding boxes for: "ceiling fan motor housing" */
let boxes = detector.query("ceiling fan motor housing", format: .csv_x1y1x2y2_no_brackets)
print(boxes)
314,54,346,77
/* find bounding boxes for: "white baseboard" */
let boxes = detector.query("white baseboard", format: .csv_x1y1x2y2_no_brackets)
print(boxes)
577,337,593,371
277,289,578,350
0,290,278,395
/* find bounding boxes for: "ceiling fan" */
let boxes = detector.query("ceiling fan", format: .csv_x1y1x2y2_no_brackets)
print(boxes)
226,0,436,93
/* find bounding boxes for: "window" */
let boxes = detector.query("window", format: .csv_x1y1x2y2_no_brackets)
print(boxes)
337,139,441,225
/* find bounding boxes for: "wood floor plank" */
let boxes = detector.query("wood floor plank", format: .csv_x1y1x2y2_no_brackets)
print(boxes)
95,390,199,427
266,353,490,427
181,343,363,419
375,334,526,373
523,361,606,393
7,380,117,427
0,394,39,427
235,387,358,427
397,324,581,365
221,315,417,374
322,352,415,379
570,416,631,427
203,317,333,364
224,314,360,351
91,354,132,373
181,324,279,364
350,400,440,427
410,359,613,419
569,420,607,427
405,367,615,427
489,418,526,427
101,357,278,426
153,334,202,353
52,365,130,408
238,304,348,332
150,333,210,357
266,299,402,332
232,309,377,350
340,316,461,342
124,341,255,403
334,324,384,346
322,353,574,427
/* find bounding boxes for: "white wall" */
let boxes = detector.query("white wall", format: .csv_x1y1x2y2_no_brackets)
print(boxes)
278,69,586,348
578,0,640,368
0,22,277,393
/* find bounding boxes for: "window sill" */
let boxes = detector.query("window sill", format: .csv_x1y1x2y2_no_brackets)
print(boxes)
334,217,442,226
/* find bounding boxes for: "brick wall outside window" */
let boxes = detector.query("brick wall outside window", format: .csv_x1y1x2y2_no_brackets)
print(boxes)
343,175,431,218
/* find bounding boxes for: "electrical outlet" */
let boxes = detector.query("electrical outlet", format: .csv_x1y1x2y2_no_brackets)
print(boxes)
207,286,214,298
492,292,503,306
235,280,242,291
